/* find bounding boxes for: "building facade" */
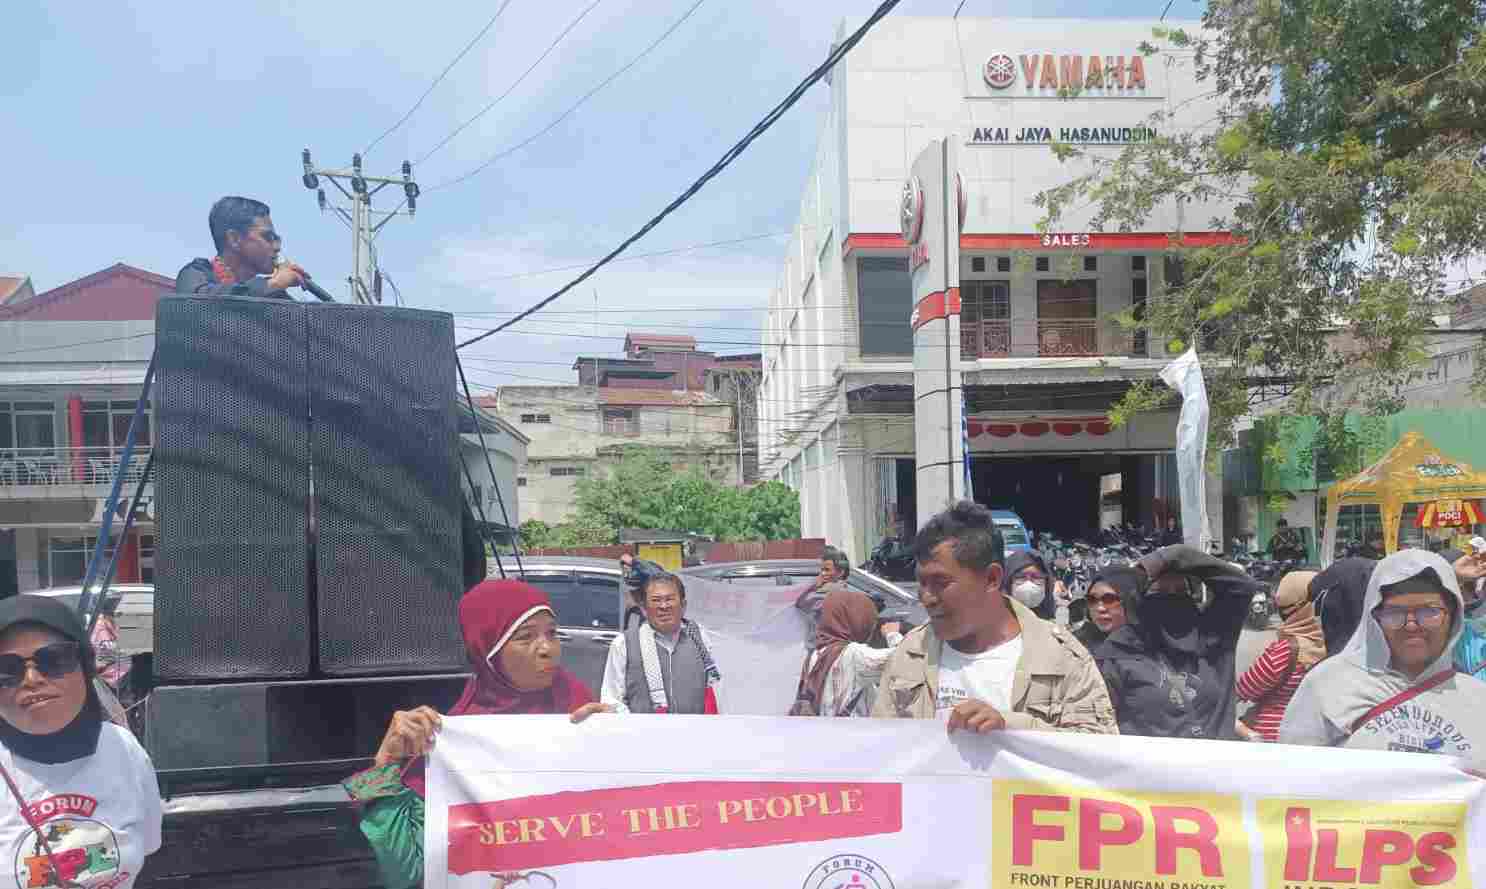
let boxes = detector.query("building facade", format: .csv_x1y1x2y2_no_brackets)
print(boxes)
759,17,1233,563
0,263,525,592
489,385,738,526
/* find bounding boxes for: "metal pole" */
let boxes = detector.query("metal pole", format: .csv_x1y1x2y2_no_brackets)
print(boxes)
941,139,956,506
735,372,744,483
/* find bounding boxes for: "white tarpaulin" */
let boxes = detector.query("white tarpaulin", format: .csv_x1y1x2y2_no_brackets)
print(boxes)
1160,347,1213,551
673,575,813,716
426,715,1485,888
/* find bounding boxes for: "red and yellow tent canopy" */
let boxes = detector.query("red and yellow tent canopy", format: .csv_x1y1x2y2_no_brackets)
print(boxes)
1323,431,1486,562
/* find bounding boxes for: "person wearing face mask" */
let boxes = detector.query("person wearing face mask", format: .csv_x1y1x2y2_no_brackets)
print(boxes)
0,597,162,889
1075,567,1137,654
1280,550,1486,766
1095,545,1265,740
1003,551,1058,622
345,579,610,889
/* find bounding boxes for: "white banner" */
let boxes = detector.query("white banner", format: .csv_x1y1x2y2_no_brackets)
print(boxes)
426,715,1485,888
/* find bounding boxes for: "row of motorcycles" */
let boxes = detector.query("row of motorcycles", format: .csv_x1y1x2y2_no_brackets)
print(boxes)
865,525,1312,632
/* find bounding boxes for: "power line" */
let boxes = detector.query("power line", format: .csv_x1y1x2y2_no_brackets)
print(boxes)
430,0,709,190
452,0,903,349
416,0,607,165
364,0,517,155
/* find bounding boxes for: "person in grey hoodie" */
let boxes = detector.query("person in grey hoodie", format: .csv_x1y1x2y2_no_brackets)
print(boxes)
1279,549,1486,767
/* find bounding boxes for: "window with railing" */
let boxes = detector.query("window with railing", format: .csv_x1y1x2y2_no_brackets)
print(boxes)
603,407,639,436
81,400,151,458
0,401,55,456
960,281,1011,359
43,534,117,588
1036,279,1099,356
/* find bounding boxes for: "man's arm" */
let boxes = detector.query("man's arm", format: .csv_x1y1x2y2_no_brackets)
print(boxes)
175,260,291,298
599,634,631,714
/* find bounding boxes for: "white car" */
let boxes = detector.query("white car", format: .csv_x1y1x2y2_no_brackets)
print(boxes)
22,583,154,656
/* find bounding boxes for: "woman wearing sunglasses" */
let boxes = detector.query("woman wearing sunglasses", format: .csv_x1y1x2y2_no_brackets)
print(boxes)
0,596,161,889
344,579,612,889
1280,550,1486,766
1074,567,1137,654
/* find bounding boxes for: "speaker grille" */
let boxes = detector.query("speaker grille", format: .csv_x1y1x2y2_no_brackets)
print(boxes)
310,306,464,674
153,297,311,680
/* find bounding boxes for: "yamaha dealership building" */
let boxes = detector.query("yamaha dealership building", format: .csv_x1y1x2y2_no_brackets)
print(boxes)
759,17,1235,563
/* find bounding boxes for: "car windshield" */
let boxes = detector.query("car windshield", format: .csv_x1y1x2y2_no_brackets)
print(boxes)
996,523,1029,546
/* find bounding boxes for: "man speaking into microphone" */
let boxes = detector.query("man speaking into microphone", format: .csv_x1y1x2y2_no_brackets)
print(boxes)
176,196,327,300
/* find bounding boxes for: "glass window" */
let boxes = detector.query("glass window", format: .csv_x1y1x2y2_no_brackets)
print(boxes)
857,257,912,356
7,402,55,454
518,572,578,624
575,573,622,629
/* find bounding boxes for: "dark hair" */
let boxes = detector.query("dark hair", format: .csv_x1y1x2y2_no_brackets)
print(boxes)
209,196,271,253
822,545,850,581
913,500,1005,572
644,573,686,602
1276,518,1288,527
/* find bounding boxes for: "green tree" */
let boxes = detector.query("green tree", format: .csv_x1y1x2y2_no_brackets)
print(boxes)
1038,0,1486,445
547,447,802,543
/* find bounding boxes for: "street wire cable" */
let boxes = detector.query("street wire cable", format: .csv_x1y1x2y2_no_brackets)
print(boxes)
430,0,709,190
364,0,517,155
441,230,789,286
416,0,607,165
454,0,903,349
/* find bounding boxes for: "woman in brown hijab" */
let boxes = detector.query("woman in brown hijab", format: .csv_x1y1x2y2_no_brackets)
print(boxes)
790,588,902,717
1235,570,1326,741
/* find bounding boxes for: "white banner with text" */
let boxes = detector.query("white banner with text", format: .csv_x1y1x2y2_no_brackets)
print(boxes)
426,715,1485,888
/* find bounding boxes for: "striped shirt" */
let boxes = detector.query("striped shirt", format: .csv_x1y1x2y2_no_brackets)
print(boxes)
1236,637,1309,741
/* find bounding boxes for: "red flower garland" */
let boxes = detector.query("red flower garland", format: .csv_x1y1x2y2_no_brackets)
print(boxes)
211,256,237,286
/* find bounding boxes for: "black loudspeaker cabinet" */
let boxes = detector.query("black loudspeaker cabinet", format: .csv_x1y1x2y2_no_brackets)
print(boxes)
309,305,465,675
153,296,312,680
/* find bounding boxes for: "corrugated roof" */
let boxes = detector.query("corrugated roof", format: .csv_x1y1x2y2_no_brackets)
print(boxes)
625,333,698,349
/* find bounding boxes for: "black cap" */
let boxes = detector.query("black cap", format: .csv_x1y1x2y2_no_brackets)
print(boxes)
0,596,96,675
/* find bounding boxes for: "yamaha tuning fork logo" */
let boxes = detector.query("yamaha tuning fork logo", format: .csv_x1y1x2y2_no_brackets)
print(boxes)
899,177,925,245
983,53,1016,89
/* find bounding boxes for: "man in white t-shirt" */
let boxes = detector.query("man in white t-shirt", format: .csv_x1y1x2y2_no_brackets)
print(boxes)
872,500,1118,734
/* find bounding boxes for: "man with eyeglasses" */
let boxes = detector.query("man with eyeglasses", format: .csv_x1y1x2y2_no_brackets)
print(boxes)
1281,550,1486,766
175,196,312,299
601,573,722,714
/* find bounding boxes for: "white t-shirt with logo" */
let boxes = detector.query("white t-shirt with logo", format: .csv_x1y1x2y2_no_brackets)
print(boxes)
0,724,162,889
935,635,1024,715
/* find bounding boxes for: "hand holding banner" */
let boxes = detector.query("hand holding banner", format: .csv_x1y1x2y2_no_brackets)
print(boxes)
425,715,1484,888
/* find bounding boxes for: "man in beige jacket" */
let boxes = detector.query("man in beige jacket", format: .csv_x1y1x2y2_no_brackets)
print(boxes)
871,501,1117,734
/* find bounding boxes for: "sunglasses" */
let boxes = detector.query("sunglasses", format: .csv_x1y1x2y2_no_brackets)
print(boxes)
0,642,82,689
1085,592,1121,606
1373,605,1448,631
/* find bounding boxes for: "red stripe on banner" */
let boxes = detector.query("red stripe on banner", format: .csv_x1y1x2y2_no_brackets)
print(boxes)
446,780,903,874
912,288,960,330
845,232,1240,252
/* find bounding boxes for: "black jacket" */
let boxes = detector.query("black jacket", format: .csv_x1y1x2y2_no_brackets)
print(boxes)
175,258,291,299
1095,546,1262,741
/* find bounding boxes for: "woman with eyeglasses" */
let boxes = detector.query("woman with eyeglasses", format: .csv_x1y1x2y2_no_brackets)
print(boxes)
0,596,161,889
1234,570,1325,742
1280,550,1486,765
344,579,611,889
1095,546,1264,740
1074,567,1137,654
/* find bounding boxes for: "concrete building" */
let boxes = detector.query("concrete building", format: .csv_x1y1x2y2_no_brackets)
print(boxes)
487,385,738,525
0,264,525,592
759,17,1234,563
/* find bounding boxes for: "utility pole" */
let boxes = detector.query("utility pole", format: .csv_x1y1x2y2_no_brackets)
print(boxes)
299,149,420,304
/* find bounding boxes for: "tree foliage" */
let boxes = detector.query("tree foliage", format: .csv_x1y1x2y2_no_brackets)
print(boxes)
518,448,801,548
1038,0,1486,444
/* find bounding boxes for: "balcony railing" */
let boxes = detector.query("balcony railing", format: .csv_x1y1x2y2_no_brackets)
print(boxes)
959,319,1146,360
0,447,152,488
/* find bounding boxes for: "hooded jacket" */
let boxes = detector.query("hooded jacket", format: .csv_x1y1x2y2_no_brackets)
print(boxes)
1279,550,1486,766
1095,545,1263,741
1003,551,1057,621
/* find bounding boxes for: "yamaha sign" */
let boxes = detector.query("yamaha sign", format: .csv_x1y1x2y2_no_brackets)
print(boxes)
983,51,1149,93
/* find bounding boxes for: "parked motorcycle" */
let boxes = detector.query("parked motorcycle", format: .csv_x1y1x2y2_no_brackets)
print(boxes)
864,536,916,581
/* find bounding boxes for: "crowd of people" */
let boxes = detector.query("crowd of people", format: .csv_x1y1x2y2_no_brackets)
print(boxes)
6,497,1486,889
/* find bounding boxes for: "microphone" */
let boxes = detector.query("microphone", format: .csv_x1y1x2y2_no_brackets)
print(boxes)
275,257,336,302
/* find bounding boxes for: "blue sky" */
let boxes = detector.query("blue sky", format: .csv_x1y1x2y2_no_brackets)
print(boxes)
4,0,1179,387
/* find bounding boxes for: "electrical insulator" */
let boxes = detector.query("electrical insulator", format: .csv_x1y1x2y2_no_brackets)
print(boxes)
407,194,417,216
302,172,319,189
352,153,362,173
302,148,313,171
403,181,420,201
402,160,412,178
317,188,327,211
